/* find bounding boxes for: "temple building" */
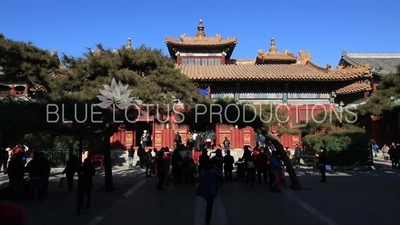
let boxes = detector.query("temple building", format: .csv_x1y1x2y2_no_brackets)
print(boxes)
112,20,373,150
338,52,400,144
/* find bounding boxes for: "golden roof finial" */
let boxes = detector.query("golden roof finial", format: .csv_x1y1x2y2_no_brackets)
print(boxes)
196,19,205,38
269,37,277,53
125,38,132,49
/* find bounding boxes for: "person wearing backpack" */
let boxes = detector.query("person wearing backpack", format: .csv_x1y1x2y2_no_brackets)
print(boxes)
244,150,256,187
223,137,230,155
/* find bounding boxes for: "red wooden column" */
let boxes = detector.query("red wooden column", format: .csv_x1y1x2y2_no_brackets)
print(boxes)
232,125,240,148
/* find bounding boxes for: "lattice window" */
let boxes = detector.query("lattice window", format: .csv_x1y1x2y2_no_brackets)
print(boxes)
298,109,308,122
289,109,298,124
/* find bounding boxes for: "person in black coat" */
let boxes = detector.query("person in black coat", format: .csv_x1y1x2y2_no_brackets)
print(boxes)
316,147,327,182
171,149,183,185
128,146,135,168
39,152,51,197
198,149,209,175
79,158,95,209
212,149,224,185
244,151,256,187
62,154,78,191
223,150,234,181
0,147,8,172
156,151,166,190
7,153,25,201
137,146,146,169
294,144,302,168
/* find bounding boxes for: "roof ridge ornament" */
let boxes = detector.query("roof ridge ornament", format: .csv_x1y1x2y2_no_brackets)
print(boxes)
269,37,277,53
180,33,186,41
326,63,332,69
196,19,205,38
299,50,311,64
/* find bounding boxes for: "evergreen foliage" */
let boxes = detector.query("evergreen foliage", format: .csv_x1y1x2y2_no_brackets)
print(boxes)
358,65,400,115
300,109,370,165
0,35,206,191
0,33,59,87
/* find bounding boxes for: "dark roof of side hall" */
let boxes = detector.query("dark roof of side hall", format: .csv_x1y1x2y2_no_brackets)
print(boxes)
341,52,400,75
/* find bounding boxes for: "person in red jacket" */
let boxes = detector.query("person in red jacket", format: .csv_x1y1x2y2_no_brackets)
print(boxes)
193,149,202,175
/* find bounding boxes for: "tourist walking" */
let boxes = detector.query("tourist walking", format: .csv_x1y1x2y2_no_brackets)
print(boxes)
270,151,283,192
223,150,234,181
198,149,209,175
137,146,146,169
39,152,51,197
244,150,256,187
0,147,8,173
62,154,78,191
174,132,182,149
156,151,166,190
223,137,230,155
145,149,153,177
372,143,379,157
26,152,45,201
294,144,301,168
316,147,327,182
7,153,25,201
198,158,222,225
79,158,95,209
128,145,135,168
382,144,390,162
183,152,195,184
256,148,268,184
171,149,183,185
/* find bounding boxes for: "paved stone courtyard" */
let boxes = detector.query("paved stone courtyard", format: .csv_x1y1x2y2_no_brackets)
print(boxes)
1,160,399,225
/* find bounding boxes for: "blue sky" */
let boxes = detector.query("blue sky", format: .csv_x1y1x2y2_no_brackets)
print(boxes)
0,0,399,66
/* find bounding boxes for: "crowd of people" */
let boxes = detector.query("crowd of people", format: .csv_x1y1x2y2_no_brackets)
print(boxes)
0,140,329,225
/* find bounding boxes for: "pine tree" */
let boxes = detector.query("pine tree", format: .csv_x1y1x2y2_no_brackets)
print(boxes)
49,43,205,191
358,65,400,115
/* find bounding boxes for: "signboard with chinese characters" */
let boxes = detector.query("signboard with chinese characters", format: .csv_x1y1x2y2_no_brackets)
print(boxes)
211,93,235,99
238,93,283,99
288,93,330,99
